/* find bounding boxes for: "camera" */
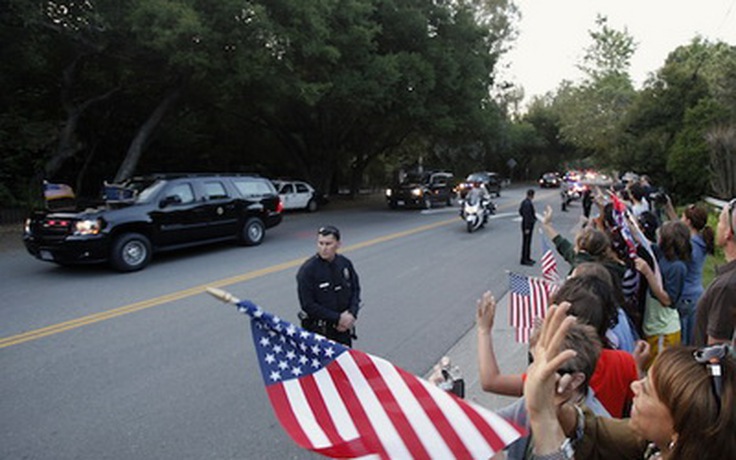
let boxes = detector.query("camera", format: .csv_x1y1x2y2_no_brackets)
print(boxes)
650,190,669,206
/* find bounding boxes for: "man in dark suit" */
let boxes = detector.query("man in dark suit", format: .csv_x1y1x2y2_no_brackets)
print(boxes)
519,189,537,265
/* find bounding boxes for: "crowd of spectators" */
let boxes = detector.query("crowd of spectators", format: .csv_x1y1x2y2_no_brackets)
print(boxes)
474,175,735,459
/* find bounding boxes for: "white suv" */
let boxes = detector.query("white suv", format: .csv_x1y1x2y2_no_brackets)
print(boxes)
272,180,321,212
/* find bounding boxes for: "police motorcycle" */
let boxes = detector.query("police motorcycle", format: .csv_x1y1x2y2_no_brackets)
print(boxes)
560,179,586,211
459,187,496,233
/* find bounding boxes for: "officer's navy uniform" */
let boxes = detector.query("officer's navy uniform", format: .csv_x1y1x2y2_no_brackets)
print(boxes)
297,253,361,346
519,196,537,264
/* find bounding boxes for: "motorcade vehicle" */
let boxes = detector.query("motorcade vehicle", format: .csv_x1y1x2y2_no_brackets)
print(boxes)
385,171,454,209
23,173,283,272
272,179,325,212
560,177,588,211
459,187,496,233
538,172,561,188
454,171,501,199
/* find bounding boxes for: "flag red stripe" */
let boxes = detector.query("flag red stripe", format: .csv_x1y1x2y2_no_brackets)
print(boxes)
456,401,506,452
351,352,431,460
267,384,313,449
299,373,343,446
396,368,474,459
326,358,389,459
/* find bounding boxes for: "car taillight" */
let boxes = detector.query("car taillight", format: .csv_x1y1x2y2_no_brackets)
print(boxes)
276,198,284,213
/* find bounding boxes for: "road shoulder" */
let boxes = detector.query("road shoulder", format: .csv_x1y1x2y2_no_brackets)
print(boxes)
425,291,528,411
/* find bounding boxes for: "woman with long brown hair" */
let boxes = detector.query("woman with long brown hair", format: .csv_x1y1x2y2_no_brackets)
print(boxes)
525,304,735,460
665,201,716,345
634,220,691,364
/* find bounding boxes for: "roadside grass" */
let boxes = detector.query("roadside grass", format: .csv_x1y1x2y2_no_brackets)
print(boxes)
702,207,726,287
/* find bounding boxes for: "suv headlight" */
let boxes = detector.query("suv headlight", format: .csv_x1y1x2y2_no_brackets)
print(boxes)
24,217,31,234
411,188,422,197
385,189,392,197
74,219,102,236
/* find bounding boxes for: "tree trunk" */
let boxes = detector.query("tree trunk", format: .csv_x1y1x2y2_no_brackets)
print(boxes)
114,86,182,182
44,56,118,179
707,124,736,199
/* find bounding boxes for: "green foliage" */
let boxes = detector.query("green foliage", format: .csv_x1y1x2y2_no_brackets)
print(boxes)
668,98,730,201
551,17,636,166
578,15,636,82
0,0,520,201
702,205,727,287
612,38,736,198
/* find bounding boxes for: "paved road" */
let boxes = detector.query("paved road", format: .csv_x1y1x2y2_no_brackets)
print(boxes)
0,185,579,459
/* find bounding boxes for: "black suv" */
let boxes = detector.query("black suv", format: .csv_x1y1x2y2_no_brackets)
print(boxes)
23,174,283,271
455,171,501,198
385,171,454,209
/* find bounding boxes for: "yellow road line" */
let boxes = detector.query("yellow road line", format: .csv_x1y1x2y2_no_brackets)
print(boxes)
1,194,535,350
0,216,460,349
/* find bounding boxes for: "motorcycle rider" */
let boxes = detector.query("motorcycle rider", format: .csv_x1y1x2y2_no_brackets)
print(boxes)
462,184,495,221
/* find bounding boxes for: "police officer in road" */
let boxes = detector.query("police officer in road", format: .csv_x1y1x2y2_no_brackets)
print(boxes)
519,189,537,266
297,225,361,346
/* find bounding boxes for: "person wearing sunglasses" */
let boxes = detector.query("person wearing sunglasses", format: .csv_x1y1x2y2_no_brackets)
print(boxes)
693,199,736,348
525,303,735,460
296,225,361,346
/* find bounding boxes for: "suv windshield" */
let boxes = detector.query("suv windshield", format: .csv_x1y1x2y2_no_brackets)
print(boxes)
124,179,165,203
467,173,496,183
403,172,427,184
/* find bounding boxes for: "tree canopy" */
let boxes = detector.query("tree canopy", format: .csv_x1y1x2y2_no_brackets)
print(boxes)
2,4,735,207
0,0,519,203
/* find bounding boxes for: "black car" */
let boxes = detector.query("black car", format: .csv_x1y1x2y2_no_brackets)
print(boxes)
23,174,283,271
385,171,454,209
539,172,561,188
455,171,501,198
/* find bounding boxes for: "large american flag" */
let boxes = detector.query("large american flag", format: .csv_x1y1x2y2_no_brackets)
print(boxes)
540,235,560,282
508,272,553,343
235,299,524,459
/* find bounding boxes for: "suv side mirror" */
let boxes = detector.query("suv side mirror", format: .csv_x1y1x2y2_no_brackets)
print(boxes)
160,195,182,208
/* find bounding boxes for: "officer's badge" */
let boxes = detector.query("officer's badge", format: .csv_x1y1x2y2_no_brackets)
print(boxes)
343,267,350,279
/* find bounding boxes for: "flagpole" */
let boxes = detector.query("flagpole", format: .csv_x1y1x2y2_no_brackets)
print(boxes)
206,287,241,305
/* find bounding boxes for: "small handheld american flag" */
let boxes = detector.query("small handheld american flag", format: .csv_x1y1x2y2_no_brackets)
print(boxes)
540,235,560,283
508,272,555,343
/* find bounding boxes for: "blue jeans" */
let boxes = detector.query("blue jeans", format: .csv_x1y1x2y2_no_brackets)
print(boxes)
676,298,697,346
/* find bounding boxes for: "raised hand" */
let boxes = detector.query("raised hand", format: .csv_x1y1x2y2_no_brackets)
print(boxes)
475,291,497,334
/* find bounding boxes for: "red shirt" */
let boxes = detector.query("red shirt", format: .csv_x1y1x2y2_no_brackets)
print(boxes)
589,349,638,418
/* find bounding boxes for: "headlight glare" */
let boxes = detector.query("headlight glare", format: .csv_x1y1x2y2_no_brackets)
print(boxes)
75,219,102,235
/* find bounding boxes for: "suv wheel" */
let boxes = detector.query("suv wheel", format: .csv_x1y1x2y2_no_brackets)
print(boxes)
423,196,432,209
239,217,265,246
110,233,152,272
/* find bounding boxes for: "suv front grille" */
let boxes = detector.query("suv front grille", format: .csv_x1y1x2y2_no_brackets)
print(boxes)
34,218,75,239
